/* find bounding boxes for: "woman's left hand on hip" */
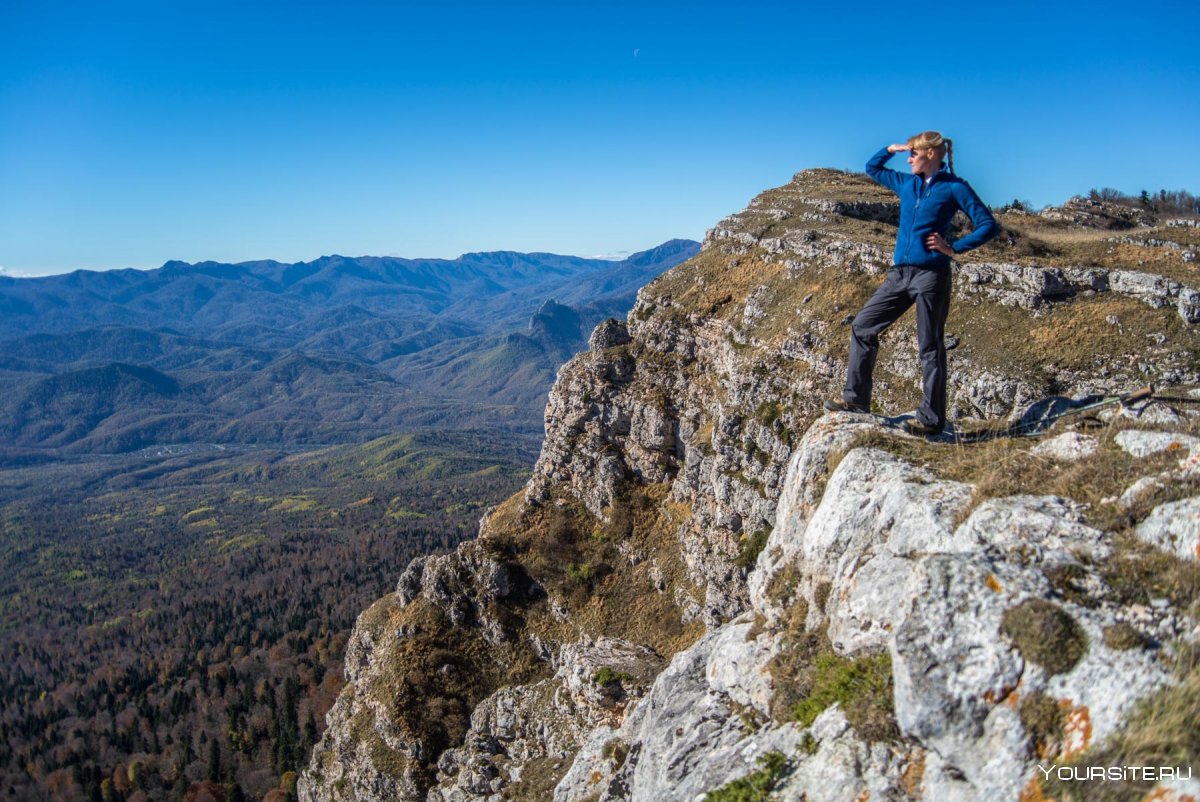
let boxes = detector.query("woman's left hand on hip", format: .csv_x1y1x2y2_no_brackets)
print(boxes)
925,233,954,256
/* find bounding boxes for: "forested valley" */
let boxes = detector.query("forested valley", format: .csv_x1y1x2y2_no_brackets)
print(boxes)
0,431,535,801
0,243,701,801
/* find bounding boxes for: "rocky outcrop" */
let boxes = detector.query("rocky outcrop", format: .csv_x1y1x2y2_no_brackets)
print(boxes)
1040,196,1158,229
553,416,1197,800
302,170,1200,802
589,318,633,350
555,622,905,802
943,260,1199,323
395,541,521,640
427,636,664,801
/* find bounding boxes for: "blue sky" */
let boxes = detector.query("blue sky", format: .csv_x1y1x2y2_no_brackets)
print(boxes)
1,1,1198,276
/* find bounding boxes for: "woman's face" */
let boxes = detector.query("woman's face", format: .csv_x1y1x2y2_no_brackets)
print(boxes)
907,146,940,176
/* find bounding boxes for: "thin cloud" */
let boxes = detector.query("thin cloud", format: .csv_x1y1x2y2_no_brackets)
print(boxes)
0,265,42,278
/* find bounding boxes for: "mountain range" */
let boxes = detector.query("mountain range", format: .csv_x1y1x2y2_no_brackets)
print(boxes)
0,240,699,458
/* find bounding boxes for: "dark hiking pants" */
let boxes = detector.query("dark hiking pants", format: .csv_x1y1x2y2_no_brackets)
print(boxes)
842,264,952,429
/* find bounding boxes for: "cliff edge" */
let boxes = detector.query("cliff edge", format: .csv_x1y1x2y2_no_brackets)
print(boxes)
300,170,1200,801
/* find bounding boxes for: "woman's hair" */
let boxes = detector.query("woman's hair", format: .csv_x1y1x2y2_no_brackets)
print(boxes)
907,130,954,173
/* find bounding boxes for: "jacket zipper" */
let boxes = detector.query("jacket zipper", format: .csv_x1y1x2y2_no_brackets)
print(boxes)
906,178,933,258
910,175,938,260
915,174,934,209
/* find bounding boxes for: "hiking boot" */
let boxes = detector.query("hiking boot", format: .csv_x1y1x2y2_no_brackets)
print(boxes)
824,398,869,414
903,418,941,436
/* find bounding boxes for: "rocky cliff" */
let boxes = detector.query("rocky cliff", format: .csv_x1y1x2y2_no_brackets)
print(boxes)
300,170,1200,802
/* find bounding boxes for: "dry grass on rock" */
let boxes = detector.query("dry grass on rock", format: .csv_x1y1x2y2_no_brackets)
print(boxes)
1042,648,1200,802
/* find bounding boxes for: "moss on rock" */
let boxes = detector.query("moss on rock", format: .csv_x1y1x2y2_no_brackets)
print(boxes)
1102,622,1147,651
1018,691,1065,757
1001,599,1088,675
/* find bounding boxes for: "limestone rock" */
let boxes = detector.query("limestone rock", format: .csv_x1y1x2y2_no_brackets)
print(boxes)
1114,429,1200,458
748,414,881,610
429,679,582,801
555,636,664,725
1136,497,1200,561
954,495,1109,567
589,318,632,350
890,557,1032,796
557,624,904,802
955,262,1070,309
1180,287,1200,324
892,541,1169,799
1112,427,1200,482
1119,475,1165,509
1108,269,1182,309
787,447,972,651
395,541,526,644
1029,432,1099,460
1039,196,1157,229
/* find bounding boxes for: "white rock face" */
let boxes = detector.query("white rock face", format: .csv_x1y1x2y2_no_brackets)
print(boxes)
1114,429,1200,458
1120,475,1165,509
1029,431,1099,460
790,447,972,652
956,261,1070,309
428,679,582,801
954,495,1110,566
554,636,666,726
556,622,905,802
548,419,1186,802
1113,428,1200,488
703,617,780,715
304,414,1200,802
747,413,881,610
891,557,1031,796
1137,497,1200,561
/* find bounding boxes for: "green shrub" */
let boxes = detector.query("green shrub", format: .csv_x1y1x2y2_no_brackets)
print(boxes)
734,528,771,570
704,751,787,802
787,651,896,741
755,401,782,428
592,666,632,687
566,563,594,584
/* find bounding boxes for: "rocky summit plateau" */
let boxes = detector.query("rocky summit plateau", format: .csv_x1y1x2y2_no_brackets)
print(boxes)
299,169,1200,802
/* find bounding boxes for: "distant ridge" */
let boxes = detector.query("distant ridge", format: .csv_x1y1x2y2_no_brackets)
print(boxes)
0,242,700,339
0,241,701,455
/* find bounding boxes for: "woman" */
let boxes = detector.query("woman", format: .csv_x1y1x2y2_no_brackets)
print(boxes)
825,131,998,435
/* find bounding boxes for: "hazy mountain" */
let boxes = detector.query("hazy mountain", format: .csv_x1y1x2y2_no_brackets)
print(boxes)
0,241,699,341
0,240,700,457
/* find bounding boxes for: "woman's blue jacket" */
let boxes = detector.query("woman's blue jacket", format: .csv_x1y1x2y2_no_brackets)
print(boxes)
866,147,998,268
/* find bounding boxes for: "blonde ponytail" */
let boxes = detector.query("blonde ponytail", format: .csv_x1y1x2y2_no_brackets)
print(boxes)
906,130,953,172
